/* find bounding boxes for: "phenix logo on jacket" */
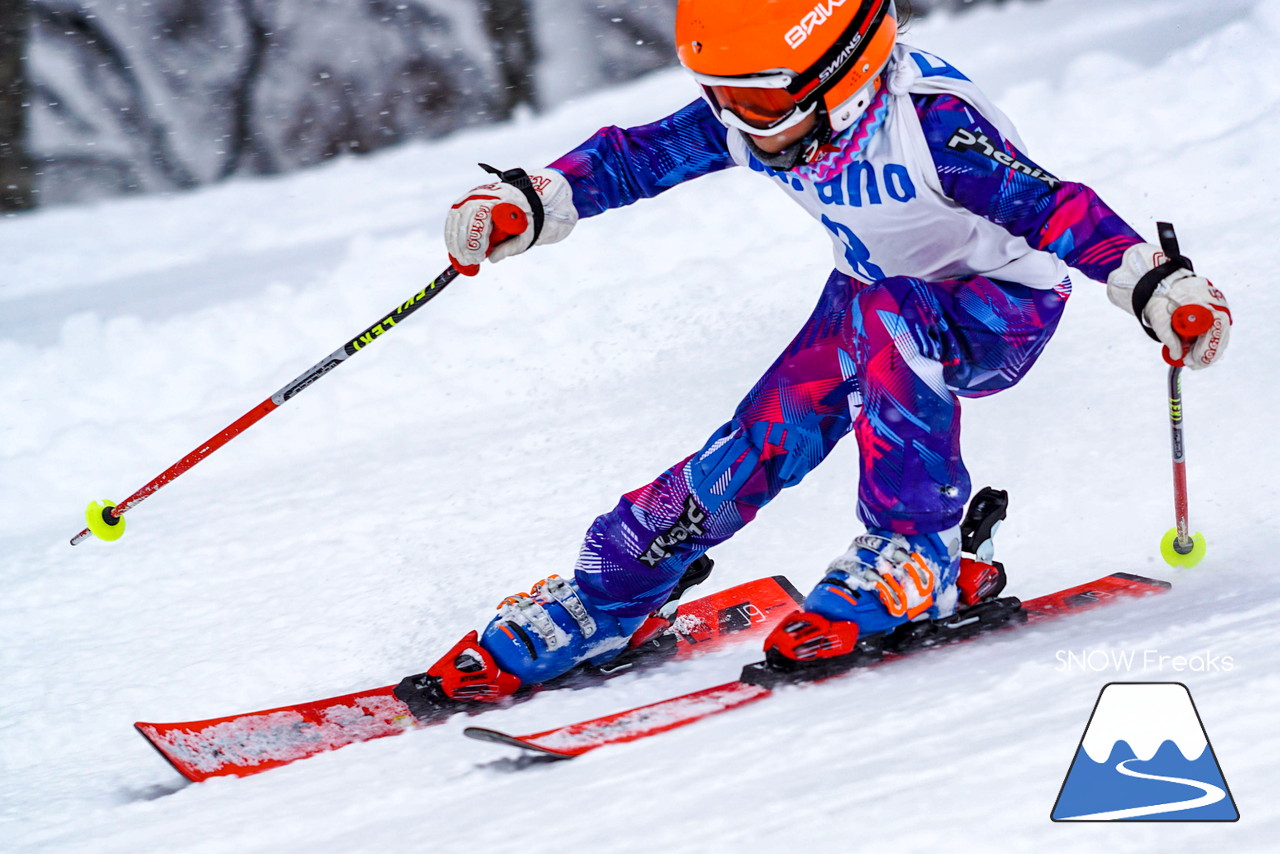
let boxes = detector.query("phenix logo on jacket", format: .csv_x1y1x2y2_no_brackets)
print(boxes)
945,128,1061,190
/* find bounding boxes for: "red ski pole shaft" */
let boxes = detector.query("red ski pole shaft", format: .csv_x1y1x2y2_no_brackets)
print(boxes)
1166,365,1192,548
1165,304,1212,553
1151,222,1212,567
71,204,528,546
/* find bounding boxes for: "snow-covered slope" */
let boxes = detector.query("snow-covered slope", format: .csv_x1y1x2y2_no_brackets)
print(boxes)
3,1,1278,851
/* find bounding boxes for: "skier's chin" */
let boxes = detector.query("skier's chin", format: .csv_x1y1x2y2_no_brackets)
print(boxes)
748,133,791,154
749,115,818,154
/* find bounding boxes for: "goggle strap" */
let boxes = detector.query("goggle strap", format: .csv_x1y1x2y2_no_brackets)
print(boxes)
788,0,892,100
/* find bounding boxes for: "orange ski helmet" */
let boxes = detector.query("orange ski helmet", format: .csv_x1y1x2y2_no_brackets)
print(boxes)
676,0,897,140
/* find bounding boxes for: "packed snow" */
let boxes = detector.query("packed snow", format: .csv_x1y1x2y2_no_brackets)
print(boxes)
3,0,1279,851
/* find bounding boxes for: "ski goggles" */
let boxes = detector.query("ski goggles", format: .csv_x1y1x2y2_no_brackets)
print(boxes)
694,70,816,136
691,0,896,136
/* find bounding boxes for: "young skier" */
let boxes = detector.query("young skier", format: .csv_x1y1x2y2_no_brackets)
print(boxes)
423,0,1232,700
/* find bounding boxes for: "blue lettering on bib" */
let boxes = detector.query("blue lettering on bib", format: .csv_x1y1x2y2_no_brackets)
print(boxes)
822,214,886,281
910,51,968,81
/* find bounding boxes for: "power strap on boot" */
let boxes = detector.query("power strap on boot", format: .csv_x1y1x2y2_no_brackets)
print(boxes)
532,575,597,639
498,594,569,653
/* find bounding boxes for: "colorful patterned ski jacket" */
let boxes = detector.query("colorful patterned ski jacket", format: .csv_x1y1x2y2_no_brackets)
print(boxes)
549,44,1143,289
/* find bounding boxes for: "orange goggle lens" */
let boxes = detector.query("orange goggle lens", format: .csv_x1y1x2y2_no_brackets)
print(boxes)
704,84,799,131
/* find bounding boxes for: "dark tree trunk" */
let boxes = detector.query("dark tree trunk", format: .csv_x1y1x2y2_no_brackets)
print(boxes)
220,0,276,180
480,0,538,115
0,0,33,211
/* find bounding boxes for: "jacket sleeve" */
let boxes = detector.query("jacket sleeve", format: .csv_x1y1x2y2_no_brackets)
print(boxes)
914,93,1144,283
548,99,736,219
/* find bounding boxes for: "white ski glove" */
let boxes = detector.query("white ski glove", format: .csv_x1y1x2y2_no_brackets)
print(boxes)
1107,242,1232,369
444,165,578,276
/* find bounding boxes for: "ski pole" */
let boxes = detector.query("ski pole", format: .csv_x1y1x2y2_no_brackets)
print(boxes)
1151,222,1212,567
71,203,529,546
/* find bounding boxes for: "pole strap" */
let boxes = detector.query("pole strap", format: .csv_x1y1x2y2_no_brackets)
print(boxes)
1132,221,1194,342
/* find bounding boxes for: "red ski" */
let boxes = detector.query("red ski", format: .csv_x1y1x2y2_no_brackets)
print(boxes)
135,575,802,782
463,572,1172,759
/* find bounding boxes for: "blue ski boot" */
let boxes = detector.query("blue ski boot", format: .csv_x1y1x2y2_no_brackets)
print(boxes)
479,574,650,685
395,559,717,719
761,527,960,671
391,576,651,717
475,556,716,688
761,487,1014,676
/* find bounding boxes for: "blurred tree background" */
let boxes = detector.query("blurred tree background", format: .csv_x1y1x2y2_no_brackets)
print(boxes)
0,0,31,211
0,0,1010,212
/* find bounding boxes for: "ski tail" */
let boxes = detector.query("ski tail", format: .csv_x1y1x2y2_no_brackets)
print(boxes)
1023,571,1171,623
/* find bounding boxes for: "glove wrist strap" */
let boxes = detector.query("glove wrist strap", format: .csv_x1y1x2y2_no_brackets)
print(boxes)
479,163,545,244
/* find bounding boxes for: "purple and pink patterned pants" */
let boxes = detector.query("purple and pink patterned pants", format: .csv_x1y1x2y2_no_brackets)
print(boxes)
574,270,1069,616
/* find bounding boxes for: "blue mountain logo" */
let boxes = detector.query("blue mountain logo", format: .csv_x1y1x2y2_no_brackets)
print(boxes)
1052,682,1238,821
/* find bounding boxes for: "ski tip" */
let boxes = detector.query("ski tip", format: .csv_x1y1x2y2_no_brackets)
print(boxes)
1110,572,1174,590
134,721,165,742
134,722,206,783
463,727,578,760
